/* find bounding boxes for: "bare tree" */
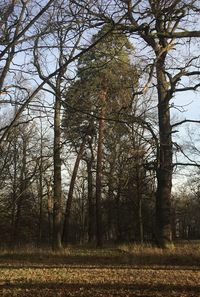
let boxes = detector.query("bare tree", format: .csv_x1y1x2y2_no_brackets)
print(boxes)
72,0,200,247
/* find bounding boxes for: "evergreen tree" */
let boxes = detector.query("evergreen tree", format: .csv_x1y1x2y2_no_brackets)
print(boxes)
63,26,141,245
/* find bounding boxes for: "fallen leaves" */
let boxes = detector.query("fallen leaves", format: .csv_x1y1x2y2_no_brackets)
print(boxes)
0,245,200,296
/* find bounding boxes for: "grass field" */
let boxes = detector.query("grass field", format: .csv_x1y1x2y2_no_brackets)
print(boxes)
0,242,200,296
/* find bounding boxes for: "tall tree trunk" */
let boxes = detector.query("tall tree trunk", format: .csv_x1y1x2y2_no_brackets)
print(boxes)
46,178,53,245
95,90,106,247
53,90,62,250
136,165,144,244
107,157,116,241
11,136,17,247
38,118,43,245
87,158,94,243
155,51,173,248
138,197,143,243
62,138,86,244
116,181,122,242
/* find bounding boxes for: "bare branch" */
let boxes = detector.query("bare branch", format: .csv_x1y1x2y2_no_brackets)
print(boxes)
173,162,200,168
0,25,115,145
172,119,200,128
0,0,55,59
175,83,200,92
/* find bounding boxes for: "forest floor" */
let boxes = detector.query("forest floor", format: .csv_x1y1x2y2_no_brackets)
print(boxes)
0,241,199,296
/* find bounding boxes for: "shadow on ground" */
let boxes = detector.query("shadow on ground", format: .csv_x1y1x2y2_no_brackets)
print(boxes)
1,281,200,297
0,248,200,267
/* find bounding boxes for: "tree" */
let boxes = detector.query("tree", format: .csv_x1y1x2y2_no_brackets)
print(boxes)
32,2,122,249
0,0,55,95
0,1,119,248
63,25,140,246
1,0,200,249
88,0,200,247
121,0,200,247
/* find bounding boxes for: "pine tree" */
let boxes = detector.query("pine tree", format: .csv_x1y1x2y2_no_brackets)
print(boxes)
63,25,138,246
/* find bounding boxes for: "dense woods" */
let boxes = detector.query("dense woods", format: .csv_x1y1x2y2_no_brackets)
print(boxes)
1,0,200,249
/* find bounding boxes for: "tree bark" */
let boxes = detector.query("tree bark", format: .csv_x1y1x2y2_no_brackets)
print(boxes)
53,90,62,250
38,156,43,244
38,117,43,245
107,157,116,240
95,90,106,247
87,158,94,243
136,164,144,244
116,181,122,243
155,50,173,248
46,178,53,245
10,134,17,247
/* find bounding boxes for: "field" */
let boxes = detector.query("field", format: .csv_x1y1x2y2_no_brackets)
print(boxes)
0,242,200,296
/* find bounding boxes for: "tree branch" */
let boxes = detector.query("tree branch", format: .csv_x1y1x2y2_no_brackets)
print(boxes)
0,0,55,59
173,162,200,168
172,119,200,128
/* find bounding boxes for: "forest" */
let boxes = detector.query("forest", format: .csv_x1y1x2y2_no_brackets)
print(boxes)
1,0,200,252
1,1,200,296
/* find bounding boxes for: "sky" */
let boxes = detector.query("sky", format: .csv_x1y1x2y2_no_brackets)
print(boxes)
171,90,200,190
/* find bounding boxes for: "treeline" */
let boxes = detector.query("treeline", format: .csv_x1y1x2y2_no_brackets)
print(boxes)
0,114,199,247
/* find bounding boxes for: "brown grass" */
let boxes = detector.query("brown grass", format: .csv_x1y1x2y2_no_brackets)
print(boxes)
0,241,199,296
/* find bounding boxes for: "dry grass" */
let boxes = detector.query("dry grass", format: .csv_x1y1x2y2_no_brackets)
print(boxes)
0,241,199,296
118,241,200,266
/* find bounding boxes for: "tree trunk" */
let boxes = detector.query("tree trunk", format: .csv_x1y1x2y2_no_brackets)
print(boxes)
107,158,116,241
53,91,62,250
155,51,173,248
87,158,94,243
62,138,86,244
95,90,106,247
38,122,43,245
116,181,122,242
136,166,144,244
138,194,144,244
46,179,53,245
11,135,17,247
